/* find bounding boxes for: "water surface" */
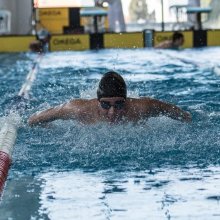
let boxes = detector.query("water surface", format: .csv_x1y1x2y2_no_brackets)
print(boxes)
0,48,219,219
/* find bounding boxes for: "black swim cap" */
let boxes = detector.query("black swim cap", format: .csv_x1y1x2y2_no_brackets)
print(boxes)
172,32,184,42
97,71,127,100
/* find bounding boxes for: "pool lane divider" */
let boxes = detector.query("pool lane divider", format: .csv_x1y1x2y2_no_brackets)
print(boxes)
0,54,43,196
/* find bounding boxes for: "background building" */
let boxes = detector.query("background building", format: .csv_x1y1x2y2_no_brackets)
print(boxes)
1,0,220,34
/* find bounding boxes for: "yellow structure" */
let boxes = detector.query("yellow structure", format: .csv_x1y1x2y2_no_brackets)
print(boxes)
104,33,144,49
207,30,220,46
37,7,109,34
37,8,69,34
1,30,220,52
0,36,36,52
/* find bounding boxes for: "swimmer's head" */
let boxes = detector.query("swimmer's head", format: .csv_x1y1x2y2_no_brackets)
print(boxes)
97,71,127,100
172,32,184,47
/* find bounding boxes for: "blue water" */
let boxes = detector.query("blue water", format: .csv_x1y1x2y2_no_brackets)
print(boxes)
0,48,220,219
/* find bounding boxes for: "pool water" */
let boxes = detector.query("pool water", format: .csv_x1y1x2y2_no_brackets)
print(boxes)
0,48,220,219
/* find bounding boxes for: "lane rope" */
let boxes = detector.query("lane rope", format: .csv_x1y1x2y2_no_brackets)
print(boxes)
0,54,43,196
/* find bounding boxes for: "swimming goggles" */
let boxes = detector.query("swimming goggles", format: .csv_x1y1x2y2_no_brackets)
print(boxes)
100,100,125,110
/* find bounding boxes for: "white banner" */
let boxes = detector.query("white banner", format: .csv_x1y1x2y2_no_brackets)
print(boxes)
34,0,95,8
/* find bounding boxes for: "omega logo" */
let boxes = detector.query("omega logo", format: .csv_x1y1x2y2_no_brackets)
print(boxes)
53,38,81,45
40,11,62,16
156,36,172,42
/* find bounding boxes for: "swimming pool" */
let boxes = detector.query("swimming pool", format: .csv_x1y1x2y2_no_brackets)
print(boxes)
0,48,220,219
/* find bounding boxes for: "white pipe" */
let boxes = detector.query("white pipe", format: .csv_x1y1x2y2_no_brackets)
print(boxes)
18,55,42,97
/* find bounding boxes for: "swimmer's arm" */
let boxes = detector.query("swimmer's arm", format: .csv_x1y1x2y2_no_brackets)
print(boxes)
155,41,171,49
147,99,192,122
28,102,79,126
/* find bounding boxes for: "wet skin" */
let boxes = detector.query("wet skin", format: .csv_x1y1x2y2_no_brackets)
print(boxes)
28,96,191,126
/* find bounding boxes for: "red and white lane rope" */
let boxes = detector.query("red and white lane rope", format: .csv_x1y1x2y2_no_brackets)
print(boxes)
0,54,43,196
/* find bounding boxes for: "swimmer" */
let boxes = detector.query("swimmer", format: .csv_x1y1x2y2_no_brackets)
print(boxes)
155,32,184,50
28,71,191,125
29,29,51,53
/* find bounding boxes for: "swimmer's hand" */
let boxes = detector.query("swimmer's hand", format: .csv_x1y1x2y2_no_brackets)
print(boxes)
165,108,192,123
29,121,52,128
179,111,192,123
28,113,49,127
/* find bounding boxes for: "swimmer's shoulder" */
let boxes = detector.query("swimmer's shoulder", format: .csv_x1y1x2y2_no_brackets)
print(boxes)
68,98,97,108
126,97,153,114
127,97,152,104
67,98,98,114
122,98,154,121
59,99,98,122
155,40,172,49
126,97,158,112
